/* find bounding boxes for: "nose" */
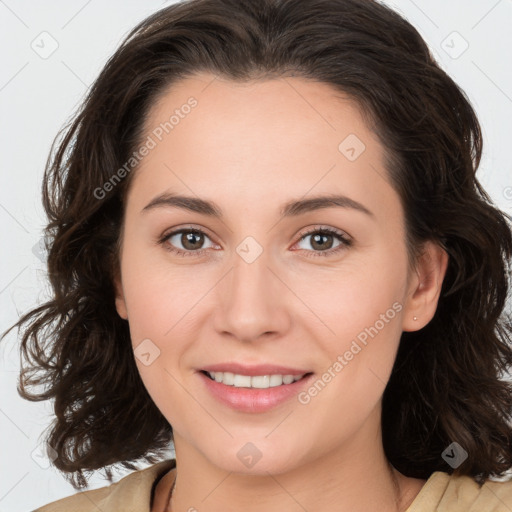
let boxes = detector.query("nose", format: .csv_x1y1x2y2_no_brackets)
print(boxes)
213,246,292,343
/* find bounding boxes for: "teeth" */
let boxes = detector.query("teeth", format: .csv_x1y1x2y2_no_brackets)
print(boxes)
207,371,305,388
233,374,251,387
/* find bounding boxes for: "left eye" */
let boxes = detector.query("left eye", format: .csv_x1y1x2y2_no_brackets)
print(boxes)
293,227,352,257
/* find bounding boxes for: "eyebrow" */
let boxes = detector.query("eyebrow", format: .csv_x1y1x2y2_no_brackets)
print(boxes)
141,192,375,219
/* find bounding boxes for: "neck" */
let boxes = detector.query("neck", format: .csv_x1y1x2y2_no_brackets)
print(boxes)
166,409,423,512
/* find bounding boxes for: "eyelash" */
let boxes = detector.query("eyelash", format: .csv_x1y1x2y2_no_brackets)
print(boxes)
158,225,352,259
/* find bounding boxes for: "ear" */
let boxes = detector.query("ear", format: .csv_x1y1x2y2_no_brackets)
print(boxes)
402,240,449,332
113,273,128,320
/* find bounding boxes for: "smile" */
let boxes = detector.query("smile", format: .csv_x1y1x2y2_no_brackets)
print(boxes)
203,371,306,388
198,368,314,413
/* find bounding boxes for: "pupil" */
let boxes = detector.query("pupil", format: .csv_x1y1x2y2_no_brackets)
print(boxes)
183,231,203,249
312,233,332,250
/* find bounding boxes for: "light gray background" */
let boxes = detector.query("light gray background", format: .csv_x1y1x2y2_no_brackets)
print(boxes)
1,1,511,510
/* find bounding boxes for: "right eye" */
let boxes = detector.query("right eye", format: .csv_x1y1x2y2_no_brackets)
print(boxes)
159,227,217,257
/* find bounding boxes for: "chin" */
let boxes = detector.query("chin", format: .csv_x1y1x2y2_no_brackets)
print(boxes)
202,438,305,476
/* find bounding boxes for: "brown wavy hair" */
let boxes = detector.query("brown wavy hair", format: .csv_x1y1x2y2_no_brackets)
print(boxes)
3,0,512,490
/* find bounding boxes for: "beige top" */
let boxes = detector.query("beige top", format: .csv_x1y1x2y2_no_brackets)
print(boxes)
33,459,512,512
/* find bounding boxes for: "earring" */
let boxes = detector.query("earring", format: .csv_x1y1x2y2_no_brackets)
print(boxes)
413,316,417,321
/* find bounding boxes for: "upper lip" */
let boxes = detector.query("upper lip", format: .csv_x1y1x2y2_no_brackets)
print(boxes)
200,363,312,376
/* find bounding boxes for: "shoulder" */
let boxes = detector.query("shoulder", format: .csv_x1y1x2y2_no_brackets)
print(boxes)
32,459,176,512
407,471,512,512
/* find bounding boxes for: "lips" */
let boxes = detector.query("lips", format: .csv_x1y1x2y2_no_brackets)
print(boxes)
197,362,314,413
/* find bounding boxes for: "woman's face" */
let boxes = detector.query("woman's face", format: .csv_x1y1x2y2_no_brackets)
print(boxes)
115,72,446,474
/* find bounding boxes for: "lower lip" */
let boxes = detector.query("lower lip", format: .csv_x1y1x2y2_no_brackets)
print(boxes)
198,371,314,413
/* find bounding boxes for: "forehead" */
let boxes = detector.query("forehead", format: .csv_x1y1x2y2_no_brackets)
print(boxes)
143,72,375,156
127,72,398,223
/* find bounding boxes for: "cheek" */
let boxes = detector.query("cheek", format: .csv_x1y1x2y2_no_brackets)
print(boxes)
296,248,406,412
119,245,206,427
294,245,406,347
119,238,210,342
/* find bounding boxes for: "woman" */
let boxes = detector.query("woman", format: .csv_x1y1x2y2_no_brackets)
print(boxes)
4,0,512,510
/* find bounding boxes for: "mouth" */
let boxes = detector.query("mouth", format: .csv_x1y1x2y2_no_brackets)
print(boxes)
197,366,315,413
200,370,313,388
197,368,314,414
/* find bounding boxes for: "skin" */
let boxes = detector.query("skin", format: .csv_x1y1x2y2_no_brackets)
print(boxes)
114,72,448,512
